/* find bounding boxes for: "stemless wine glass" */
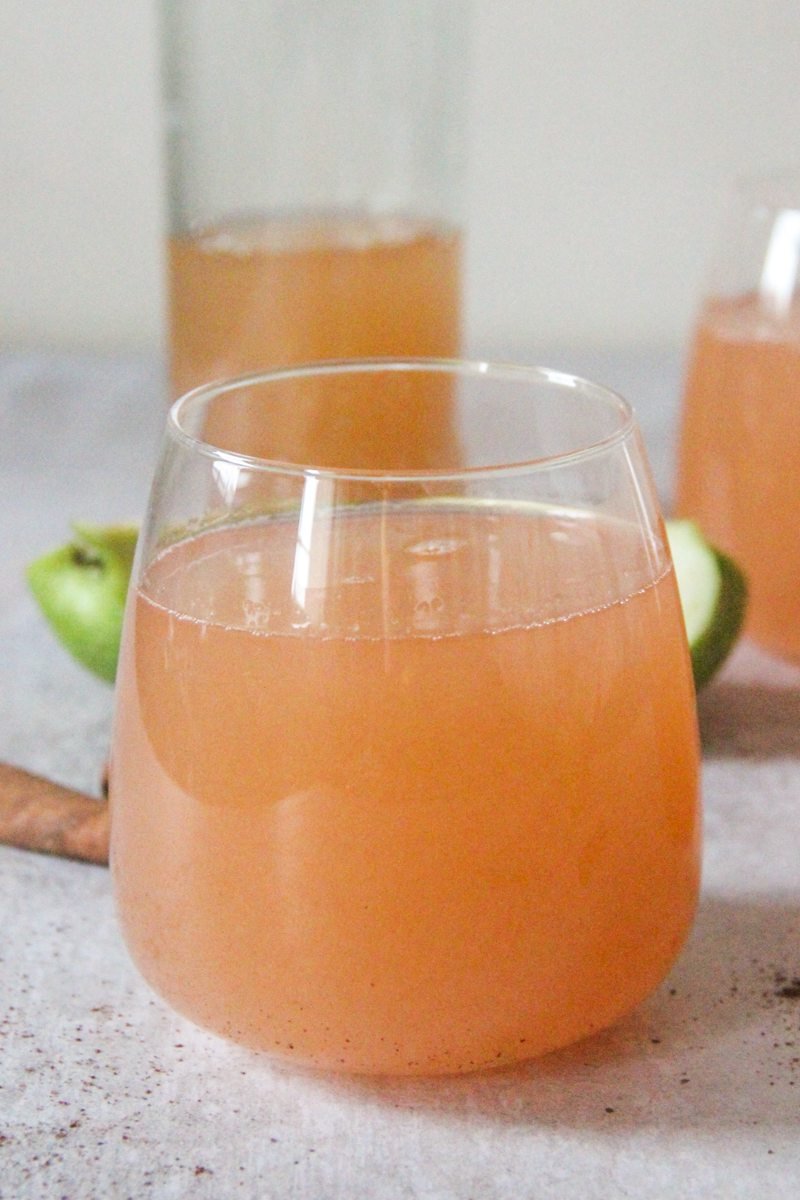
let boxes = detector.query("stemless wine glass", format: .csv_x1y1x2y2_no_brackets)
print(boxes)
676,170,800,661
110,360,701,1076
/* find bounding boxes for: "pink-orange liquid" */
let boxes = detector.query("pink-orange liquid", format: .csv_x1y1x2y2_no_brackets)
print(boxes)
111,504,700,1075
168,212,462,397
676,294,800,659
168,212,463,471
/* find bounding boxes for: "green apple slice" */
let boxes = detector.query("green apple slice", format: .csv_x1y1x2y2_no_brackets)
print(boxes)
26,523,138,683
666,518,748,690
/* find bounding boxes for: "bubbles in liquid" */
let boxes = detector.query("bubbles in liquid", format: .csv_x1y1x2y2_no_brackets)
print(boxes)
194,213,435,257
414,596,446,622
405,537,468,559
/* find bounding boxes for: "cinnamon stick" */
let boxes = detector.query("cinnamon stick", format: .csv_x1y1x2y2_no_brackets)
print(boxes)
0,761,109,865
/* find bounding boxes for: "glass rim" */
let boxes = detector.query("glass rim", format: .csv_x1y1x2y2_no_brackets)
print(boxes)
167,357,637,482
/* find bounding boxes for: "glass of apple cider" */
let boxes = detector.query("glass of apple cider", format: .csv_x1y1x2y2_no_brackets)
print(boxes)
676,171,800,661
158,1,469,399
111,360,701,1076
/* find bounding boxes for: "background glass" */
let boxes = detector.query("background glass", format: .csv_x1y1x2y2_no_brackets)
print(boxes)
159,0,469,398
676,171,800,661
111,361,700,1076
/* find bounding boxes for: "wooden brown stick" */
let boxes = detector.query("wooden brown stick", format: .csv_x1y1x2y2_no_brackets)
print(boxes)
0,761,109,865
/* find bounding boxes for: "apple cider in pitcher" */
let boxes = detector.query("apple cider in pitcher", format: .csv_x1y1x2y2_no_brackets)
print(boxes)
168,212,462,396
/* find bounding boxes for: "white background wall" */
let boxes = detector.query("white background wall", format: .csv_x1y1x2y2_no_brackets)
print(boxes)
2,1,799,357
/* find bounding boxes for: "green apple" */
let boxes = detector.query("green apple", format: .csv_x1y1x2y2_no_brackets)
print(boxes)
666,518,748,690
26,523,138,683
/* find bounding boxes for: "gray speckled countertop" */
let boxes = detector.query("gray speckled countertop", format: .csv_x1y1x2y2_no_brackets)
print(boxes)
1,351,799,1199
